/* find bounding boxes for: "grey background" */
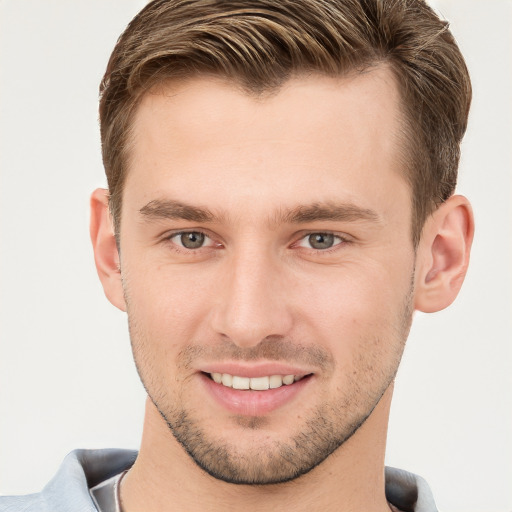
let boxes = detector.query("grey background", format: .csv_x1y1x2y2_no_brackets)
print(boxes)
1,1,511,511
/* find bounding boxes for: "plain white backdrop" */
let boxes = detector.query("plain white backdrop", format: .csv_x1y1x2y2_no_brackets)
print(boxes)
0,1,510,511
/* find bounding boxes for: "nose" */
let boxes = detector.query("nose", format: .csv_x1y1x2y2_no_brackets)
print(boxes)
211,247,294,348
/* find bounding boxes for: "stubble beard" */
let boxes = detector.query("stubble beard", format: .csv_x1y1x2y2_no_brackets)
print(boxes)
160,399,366,485
125,285,414,486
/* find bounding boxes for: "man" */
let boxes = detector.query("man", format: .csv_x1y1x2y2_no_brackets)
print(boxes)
0,0,474,511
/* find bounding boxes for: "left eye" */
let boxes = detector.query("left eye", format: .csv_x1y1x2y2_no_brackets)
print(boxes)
298,233,343,250
170,231,212,249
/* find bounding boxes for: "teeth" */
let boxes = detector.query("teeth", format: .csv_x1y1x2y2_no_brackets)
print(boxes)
282,375,295,385
221,373,232,387
250,376,269,390
269,375,283,389
232,376,250,390
210,373,304,390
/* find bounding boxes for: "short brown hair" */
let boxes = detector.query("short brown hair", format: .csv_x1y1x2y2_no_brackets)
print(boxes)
99,0,471,245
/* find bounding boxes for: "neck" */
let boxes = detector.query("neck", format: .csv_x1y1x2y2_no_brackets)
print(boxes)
121,386,394,512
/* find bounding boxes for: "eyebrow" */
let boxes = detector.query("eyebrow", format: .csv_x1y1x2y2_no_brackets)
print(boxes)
279,202,380,224
139,199,380,225
139,199,215,223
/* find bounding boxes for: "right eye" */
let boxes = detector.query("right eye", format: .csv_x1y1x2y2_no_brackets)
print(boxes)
169,231,213,250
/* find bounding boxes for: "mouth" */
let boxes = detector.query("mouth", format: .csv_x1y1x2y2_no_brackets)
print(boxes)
206,372,308,390
199,365,315,415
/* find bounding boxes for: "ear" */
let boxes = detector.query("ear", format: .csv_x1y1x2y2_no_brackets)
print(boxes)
414,195,474,313
90,188,126,312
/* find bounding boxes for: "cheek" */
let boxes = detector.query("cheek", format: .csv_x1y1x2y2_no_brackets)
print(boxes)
123,261,216,344
293,261,413,362
297,261,407,325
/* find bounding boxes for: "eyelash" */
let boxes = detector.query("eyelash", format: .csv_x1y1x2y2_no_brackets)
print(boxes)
164,230,350,254
294,232,348,252
165,231,219,252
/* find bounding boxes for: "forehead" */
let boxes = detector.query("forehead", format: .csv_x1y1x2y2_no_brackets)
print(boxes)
124,68,408,224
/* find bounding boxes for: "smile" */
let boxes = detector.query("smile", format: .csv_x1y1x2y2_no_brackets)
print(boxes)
201,370,313,415
209,373,306,390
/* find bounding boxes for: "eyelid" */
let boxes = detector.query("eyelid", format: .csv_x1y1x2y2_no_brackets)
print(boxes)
165,229,220,249
294,231,349,250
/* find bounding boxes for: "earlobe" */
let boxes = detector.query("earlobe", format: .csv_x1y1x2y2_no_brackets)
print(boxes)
90,188,126,312
414,195,474,313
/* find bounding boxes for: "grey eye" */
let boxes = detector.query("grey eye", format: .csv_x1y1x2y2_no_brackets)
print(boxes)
308,233,335,250
179,232,205,249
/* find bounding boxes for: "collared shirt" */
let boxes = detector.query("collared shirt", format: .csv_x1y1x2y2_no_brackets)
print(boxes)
0,449,438,512
90,472,125,512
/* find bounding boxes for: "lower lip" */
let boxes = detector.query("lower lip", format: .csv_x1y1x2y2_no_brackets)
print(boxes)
200,373,312,416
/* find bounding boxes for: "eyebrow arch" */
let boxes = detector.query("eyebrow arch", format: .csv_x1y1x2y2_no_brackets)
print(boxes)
139,199,215,223
279,202,381,224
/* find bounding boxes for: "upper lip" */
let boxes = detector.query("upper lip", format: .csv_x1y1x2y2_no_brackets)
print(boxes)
199,362,314,378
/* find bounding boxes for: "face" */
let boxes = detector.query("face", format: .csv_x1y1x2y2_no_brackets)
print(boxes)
119,69,416,484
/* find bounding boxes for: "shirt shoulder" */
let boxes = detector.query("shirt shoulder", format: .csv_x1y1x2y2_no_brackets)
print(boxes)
385,466,438,512
0,449,137,512
0,493,49,512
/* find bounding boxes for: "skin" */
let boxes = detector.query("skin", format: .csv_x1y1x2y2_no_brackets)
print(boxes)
91,67,474,511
